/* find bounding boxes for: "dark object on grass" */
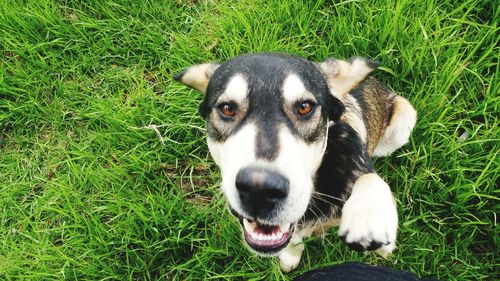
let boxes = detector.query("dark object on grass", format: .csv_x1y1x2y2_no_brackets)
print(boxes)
293,262,437,281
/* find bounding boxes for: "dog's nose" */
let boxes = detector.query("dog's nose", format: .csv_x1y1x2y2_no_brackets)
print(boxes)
235,167,289,218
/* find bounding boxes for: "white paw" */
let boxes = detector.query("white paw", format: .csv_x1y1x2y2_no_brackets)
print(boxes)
338,173,398,255
279,250,302,272
278,236,304,272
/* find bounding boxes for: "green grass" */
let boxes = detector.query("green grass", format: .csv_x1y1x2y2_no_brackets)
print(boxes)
0,0,498,280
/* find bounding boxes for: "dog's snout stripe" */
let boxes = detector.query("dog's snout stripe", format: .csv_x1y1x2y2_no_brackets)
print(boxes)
255,123,280,161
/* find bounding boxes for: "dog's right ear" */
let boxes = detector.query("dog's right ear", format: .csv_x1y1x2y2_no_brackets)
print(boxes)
173,63,220,93
317,57,379,97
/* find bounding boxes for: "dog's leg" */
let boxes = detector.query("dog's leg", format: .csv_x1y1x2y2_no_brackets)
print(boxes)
338,173,398,256
373,95,417,157
278,234,304,272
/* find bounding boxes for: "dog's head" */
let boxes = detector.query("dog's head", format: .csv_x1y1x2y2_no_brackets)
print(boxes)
174,53,377,255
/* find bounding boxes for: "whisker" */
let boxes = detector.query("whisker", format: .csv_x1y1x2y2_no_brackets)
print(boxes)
305,202,326,234
311,191,345,203
300,193,343,233
300,200,321,225
311,194,339,206
310,201,331,235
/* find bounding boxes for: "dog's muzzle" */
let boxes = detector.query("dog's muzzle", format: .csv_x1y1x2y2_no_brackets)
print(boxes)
233,167,294,253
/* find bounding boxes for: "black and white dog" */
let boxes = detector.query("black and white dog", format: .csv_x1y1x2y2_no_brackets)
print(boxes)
174,53,416,271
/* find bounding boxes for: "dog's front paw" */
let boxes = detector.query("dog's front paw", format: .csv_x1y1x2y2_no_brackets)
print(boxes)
338,173,398,255
279,249,302,272
278,235,304,272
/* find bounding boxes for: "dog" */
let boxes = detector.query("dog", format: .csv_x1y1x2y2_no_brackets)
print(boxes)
173,53,417,271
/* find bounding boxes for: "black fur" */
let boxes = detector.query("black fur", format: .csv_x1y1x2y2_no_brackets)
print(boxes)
327,94,345,121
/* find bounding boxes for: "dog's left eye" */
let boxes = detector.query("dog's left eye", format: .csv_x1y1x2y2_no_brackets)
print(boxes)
297,101,315,116
218,103,236,118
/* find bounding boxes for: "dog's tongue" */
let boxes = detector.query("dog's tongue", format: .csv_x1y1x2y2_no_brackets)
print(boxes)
242,218,292,252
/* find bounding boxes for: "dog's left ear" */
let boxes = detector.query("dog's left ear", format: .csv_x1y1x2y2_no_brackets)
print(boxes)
173,63,220,93
318,57,379,97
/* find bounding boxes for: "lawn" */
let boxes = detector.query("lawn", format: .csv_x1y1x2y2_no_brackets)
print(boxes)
0,0,498,280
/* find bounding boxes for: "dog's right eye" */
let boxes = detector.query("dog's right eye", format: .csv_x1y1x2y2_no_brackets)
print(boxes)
218,103,236,118
297,101,315,116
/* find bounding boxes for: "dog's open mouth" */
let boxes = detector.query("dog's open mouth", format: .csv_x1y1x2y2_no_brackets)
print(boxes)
239,218,294,253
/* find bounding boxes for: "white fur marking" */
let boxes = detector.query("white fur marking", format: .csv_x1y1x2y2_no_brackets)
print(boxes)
220,74,248,103
282,74,311,103
339,173,398,256
207,124,257,216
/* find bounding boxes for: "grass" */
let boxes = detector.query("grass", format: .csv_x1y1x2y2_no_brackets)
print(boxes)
0,0,498,280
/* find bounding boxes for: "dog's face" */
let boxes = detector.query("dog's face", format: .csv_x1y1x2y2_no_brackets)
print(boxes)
174,53,375,255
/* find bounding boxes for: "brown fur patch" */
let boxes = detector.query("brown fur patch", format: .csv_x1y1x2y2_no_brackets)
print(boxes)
358,78,396,154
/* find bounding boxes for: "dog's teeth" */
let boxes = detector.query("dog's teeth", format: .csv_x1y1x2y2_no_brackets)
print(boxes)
243,218,256,233
279,223,290,232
